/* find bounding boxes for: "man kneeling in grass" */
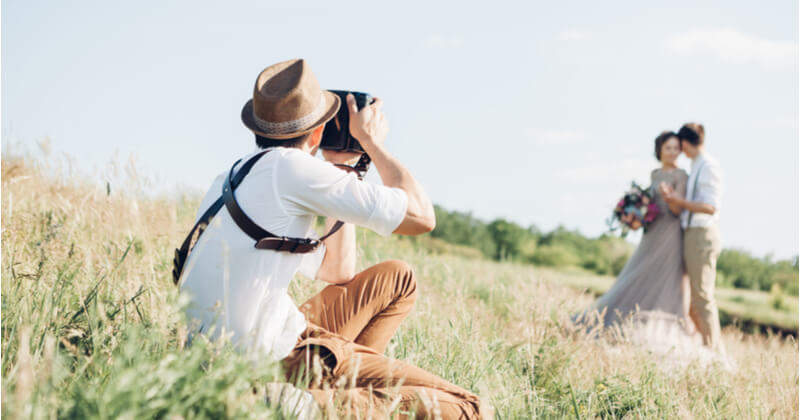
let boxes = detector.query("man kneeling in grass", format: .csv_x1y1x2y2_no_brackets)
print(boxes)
177,58,489,419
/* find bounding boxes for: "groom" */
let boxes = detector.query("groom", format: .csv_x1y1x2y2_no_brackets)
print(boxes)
661,123,724,350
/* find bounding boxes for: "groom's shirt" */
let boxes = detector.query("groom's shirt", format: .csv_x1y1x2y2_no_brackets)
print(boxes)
681,152,723,229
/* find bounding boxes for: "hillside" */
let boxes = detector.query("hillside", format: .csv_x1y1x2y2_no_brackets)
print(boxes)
2,155,798,418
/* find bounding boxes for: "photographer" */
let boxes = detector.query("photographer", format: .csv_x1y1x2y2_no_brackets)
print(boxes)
177,59,487,418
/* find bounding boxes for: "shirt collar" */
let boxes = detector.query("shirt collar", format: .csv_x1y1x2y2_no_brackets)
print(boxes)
691,152,706,169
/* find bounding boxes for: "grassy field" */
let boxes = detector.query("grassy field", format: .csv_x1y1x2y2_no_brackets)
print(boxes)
2,154,798,419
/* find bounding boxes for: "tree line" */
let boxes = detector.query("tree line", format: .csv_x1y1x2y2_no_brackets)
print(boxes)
427,205,799,295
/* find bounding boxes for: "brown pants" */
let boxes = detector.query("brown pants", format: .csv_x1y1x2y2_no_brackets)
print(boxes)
282,260,487,419
684,226,722,350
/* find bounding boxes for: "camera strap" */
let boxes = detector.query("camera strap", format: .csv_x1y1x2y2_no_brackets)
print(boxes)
172,150,270,284
334,153,371,180
172,150,351,285
222,153,346,253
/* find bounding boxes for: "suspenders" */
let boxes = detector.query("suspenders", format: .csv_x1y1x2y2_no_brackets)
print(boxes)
687,160,706,227
172,150,369,285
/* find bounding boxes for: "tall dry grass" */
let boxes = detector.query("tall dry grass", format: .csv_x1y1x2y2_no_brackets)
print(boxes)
2,152,798,419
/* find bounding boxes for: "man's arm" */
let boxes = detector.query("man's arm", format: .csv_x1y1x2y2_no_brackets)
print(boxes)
662,169,718,216
346,94,436,235
314,94,435,284
664,194,716,215
316,218,357,284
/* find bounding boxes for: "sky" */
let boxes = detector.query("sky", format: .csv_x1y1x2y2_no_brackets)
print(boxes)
3,1,798,259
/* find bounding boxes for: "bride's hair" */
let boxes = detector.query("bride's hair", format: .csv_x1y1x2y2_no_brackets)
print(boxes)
654,131,680,161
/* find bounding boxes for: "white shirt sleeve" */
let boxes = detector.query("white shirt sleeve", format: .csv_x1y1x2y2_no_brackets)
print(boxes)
297,243,326,279
696,161,722,209
276,151,409,237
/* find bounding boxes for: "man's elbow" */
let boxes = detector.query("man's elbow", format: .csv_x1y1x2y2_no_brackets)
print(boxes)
414,214,436,234
394,211,436,235
421,214,436,233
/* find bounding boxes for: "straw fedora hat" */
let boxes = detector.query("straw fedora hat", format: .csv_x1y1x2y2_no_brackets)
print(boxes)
241,59,340,139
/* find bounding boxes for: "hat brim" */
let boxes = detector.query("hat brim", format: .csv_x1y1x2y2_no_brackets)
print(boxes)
241,91,341,140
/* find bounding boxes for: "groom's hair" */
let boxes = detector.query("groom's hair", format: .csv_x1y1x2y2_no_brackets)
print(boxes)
677,123,705,146
654,131,680,161
255,133,308,149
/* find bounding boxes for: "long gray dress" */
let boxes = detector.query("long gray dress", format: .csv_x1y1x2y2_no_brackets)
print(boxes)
592,168,690,326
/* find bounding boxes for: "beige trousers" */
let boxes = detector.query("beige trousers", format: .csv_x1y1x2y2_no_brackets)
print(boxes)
283,260,487,419
684,225,722,349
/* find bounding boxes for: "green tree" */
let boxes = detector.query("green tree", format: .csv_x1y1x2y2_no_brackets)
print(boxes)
430,205,496,258
487,219,530,261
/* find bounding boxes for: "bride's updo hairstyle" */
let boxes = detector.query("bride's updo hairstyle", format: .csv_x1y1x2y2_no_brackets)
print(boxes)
677,123,705,146
654,131,680,161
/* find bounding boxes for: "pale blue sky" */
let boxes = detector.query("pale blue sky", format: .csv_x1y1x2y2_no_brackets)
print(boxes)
3,1,798,259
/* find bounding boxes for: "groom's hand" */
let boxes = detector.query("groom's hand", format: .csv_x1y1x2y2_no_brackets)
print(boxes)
660,183,682,207
660,182,686,215
659,182,674,200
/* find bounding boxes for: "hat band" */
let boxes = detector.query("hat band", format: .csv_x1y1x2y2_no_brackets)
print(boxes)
252,93,327,135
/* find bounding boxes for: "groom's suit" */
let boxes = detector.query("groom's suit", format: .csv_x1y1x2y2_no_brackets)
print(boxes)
682,152,724,349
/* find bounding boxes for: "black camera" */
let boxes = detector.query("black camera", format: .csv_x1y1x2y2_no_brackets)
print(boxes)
320,90,374,153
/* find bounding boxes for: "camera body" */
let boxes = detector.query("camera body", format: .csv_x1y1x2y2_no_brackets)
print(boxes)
320,90,374,153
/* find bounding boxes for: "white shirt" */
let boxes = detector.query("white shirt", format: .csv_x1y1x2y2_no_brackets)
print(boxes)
681,152,723,229
178,147,408,360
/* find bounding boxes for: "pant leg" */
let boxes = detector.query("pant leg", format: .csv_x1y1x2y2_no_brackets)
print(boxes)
299,260,417,353
329,349,487,419
684,226,722,349
307,385,486,420
288,260,487,417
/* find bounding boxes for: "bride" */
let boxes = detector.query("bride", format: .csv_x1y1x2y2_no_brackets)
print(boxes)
588,131,691,327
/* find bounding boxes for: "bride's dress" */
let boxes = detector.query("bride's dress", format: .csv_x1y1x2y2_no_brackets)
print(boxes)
595,168,689,325
579,168,722,367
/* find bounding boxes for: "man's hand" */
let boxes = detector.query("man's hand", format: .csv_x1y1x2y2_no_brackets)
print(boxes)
659,182,677,203
321,149,362,166
342,94,436,235
659,182,684,215
347,93,388,153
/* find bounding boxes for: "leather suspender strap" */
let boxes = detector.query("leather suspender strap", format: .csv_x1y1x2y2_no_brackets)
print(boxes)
172,150,271,284
333,153,371,180
687,160,706,227
221,154,348,253
174,149,365,285
222,160,273,240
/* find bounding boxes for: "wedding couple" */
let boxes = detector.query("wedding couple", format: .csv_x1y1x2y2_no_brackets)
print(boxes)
581,123,725,355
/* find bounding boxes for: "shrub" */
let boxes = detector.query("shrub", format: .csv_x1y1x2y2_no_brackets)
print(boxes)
528,244,580,267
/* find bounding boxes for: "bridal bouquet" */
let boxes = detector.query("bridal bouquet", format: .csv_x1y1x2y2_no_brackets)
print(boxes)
607,182,660,237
